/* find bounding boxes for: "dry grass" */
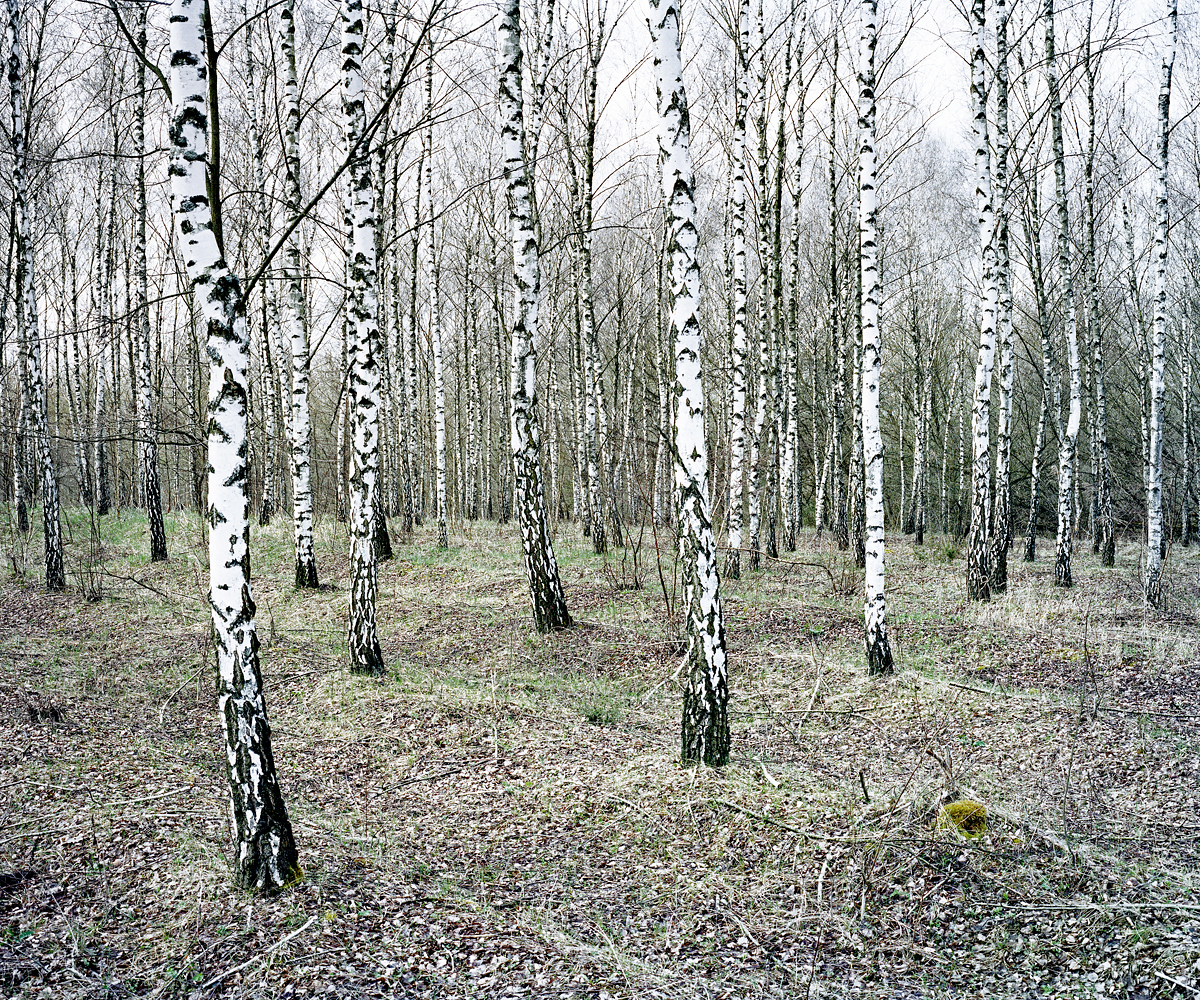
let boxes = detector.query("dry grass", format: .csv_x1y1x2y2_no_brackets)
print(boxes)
1,508,1198,998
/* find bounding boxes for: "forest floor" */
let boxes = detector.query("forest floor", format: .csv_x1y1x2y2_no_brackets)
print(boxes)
1,506,1198,999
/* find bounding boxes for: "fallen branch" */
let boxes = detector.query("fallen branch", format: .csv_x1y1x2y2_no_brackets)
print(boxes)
198,915,317,992
398,767,462,787
159,666,206,723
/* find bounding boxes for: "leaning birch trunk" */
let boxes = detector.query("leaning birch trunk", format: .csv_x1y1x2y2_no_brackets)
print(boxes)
857,0,891,674
650,0,729,765
342,0,385,672
1146,0,1177,607
966,0,996,601
498,0,571,632
1044,0,1082,589
8,0,63,590
991,0,1014,593
280,0,318,587
727,0,750,577
167,0,298,890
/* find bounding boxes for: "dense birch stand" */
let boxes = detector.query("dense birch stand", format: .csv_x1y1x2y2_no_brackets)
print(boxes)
342,0,385,673
1146,0,1177,607
1044,0,1082,589
8,0,63,591
650,0,729,765
281,0,319,589
857,0,891,675
966,0,996,602
498,0,571,633
168,0,298,890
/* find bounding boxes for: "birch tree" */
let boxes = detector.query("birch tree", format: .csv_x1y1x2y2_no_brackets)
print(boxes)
1084,1,1115,567
990,0,1014,593
857,0,891,674
343,0,385,672
651,0,729,766
281,0,318,588
1146,0,1177,608
498,0,571,632
8,0,63,591
1044,0,1082,589
966,0,996,602
727,0,750,578
133,1,167,562
424,50,448,550
167,0,299,890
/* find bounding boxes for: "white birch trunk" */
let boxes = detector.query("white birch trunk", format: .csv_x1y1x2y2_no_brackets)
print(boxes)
498,0,570,632
726,0,750,577
966,0,996,601
8,0,62,589
168,0,298,890
423,56,448,551
93,173,111,517
1044,0,1082,589
343,0,384,670
1146,0,1176,607
651,0,729,766
858,0,891,673
748,0,770,570
280,0,318,587
1184,316,1192,547
136,2,166,561
991,0,1014,592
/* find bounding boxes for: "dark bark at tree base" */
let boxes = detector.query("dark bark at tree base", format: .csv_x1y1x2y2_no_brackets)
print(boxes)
966,530,990,601
295,558,318,589
220,658,301,892
681,676,729,767
259,499,273,527
1054,552,1072,587
867,635,893,676
376,506,393,561
991,541,1009,594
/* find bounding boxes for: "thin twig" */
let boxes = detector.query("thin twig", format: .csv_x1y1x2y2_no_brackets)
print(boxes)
198,916,317,992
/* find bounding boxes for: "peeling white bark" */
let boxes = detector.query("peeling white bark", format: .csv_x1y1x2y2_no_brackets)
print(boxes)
280,0,317,588
168,0,298,891
1146,0,1176,607
857,0,891,675
498,0,570,632
966,0,996,602
8,0,62,590
342,0,385,671
650,0,729,766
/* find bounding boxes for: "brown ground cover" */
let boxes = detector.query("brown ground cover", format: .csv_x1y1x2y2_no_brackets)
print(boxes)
1,510,1197,998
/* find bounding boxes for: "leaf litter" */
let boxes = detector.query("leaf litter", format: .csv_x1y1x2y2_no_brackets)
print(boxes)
0,518,1197,998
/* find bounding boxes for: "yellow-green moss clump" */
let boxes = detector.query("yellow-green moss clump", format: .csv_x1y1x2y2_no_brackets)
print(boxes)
936,800,988,837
